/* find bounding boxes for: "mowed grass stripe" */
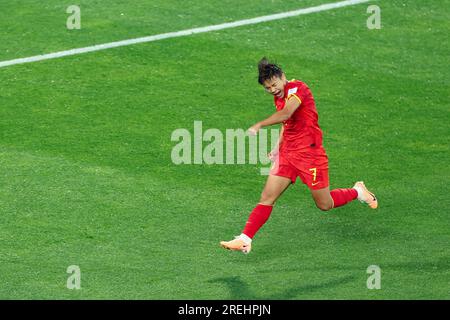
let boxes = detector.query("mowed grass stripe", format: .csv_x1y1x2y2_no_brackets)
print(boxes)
0,0,371,68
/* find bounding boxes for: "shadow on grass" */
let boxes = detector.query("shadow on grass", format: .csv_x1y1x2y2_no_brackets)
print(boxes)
208,275,356,299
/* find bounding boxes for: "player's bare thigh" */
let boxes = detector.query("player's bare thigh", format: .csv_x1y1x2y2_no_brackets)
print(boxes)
259,175,292,205
310,187,333,211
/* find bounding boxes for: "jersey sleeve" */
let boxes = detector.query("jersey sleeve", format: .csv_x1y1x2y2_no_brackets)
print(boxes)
286,84,302,105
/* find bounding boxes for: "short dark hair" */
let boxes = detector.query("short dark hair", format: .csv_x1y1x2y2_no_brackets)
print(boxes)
258,57,283,85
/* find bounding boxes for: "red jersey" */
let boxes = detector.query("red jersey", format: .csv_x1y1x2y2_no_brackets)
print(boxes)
274,80,324,155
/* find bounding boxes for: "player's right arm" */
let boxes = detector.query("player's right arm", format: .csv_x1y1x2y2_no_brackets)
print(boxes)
248,94,300,135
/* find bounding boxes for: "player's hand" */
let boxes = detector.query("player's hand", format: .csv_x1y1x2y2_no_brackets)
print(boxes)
268,148,279,162
247,124,261,136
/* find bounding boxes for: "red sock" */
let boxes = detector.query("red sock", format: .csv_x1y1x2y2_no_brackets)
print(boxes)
330,188,358,208
242,204,273,239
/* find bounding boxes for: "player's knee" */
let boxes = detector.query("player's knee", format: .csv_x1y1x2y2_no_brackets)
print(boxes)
259,197,276,206
260,192,276,205
315,201,332,211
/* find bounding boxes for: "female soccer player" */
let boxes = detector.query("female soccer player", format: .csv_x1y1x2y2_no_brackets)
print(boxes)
220,58,377,254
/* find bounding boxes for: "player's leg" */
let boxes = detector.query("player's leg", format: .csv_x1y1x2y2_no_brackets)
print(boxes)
310,186,362,211
311,183,378,210
220,174,292,253
241,174,292,238
295,148,376,210
259,174,292,205
310,186,334,211
307,168,377,210
301,165,370,211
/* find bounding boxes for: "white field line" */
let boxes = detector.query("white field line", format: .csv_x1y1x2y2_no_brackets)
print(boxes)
0,0,370,68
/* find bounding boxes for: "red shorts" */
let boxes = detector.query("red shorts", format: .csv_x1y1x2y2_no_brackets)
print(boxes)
269,148,329,190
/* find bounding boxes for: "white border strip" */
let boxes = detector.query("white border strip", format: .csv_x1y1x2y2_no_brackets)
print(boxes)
0,0,370,68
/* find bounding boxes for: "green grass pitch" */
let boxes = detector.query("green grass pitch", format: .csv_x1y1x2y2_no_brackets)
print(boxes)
0,0,449,299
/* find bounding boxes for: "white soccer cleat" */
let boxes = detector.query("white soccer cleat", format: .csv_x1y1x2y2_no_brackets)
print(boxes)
353,181,378,209
220,236,252,254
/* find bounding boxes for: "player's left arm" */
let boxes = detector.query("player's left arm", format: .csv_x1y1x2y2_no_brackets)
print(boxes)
248,96,301,135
